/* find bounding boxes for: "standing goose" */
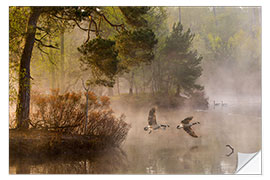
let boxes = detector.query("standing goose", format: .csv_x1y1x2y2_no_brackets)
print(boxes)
176,116,200,138
144,107,169,134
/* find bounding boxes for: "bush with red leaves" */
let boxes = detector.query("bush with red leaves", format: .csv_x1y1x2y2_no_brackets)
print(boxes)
30,89,130,147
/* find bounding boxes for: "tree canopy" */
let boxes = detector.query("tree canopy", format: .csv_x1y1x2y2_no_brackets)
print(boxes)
9,6,261,128
161,23,203,96
9,6,158,128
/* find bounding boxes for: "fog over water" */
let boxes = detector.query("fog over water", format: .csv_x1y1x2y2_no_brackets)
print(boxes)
9,7,261,174
10,100,261,174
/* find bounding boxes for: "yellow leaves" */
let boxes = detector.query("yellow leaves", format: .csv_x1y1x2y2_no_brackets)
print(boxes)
227,29,261,63
207,33,222,51
228,29,246,48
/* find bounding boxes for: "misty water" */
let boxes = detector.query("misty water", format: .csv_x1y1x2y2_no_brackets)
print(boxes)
9,100,261,174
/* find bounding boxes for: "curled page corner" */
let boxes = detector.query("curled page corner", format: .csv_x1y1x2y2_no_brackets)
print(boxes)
236,151,261,174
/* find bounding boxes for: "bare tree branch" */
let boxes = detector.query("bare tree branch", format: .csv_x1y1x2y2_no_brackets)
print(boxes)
35,38,59,49
101,14,125,32
81,78,90,91
37,44,49,55
51,9,127,37
91,18,99,36
72,18,89,31
85,18,93,43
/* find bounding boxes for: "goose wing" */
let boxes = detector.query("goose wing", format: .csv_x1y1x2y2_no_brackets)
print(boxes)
183,126,198,138
181,116,193,124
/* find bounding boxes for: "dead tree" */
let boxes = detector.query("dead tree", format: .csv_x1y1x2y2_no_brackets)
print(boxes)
81,79,90,134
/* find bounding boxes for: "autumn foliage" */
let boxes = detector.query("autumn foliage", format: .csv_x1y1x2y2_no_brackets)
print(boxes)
29,89,130,147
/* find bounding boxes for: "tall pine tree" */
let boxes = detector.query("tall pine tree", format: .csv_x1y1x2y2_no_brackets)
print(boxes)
162,22,203,96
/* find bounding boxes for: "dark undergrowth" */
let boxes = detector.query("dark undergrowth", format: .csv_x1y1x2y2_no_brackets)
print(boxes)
9,129,109,157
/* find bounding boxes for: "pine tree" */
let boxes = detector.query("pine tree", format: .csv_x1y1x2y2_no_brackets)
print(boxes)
162,22,203,96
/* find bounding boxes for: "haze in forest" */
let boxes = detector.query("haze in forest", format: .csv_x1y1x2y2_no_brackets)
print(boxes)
9,7,261,174
10,7,261,107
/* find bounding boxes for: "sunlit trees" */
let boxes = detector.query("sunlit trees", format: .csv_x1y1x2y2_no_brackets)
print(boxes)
10,6,261,128
15,7,42,128
78,7,157,90
9,7,30,106
10,6,157,129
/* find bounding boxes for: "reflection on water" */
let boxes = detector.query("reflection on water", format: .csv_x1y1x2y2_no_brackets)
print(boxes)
9,103,261,174
10,148,129,174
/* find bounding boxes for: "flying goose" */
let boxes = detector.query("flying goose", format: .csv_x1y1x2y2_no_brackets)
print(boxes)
144,107,170,134
176,116,200,138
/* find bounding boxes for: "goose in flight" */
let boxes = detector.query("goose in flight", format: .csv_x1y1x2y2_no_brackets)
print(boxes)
176,116,200,138
144,107,169,134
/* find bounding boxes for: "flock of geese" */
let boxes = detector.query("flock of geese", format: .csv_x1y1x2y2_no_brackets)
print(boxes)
144,107,200,138
143,106,234,156
144,100,229,137
213,100,228,107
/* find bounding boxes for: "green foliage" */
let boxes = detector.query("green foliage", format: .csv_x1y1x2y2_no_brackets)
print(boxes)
78,38,119,87
206,33,234,63
77,7,157,87
228,28,261,72
171,7,261,96
9,7,31,105
119,7,150,27
162,23,203,94
164,23,194,54
9,73,18,105
116,28,157,68
9,7,30,58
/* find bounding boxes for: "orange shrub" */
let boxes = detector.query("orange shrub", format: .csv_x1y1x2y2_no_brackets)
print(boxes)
30,89,130,147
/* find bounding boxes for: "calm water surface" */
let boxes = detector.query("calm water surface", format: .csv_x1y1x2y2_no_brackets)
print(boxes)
9,102,261,174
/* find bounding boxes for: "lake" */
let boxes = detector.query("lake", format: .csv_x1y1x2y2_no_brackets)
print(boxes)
9,101,261,174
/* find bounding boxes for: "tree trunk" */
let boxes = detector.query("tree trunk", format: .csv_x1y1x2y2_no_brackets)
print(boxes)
48,39,56,89
51,60,56,89
165,75,170,95
151,65,155,95
116,77,120,95
135,83,138,95
142,66,145,93
178,7,182,24
213,7,218,26
60,32,65,93
84,91,88,134
15,7,41,129
129,71,134,95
